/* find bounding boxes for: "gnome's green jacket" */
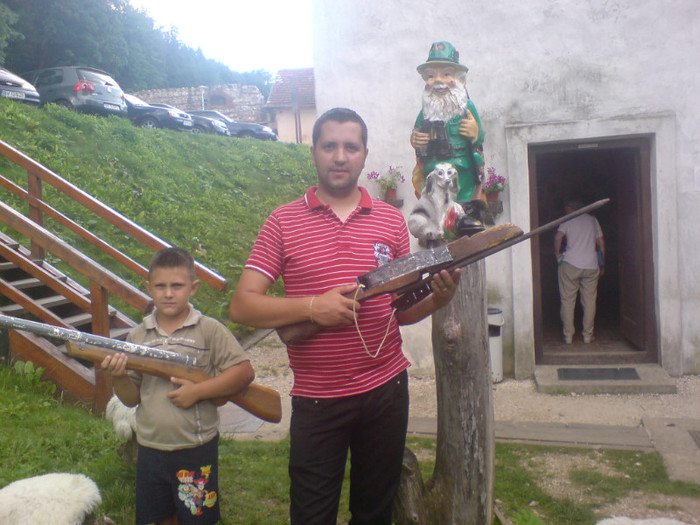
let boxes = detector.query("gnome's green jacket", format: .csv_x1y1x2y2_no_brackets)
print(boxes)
414,99,485,202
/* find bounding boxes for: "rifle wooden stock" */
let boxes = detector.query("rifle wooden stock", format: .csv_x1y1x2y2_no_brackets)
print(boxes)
66,342,282,423
0,313,282,422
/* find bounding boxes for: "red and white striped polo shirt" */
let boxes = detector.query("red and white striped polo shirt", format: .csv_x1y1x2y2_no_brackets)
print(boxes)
245,186,411,398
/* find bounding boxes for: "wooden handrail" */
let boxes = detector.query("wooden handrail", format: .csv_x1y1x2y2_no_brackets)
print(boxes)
0,198,153,312
0,236,93,312
0,172,150,282
0,138,227,291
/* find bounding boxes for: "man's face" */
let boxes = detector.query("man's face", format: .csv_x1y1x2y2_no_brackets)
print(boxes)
423,65,459,96
311,120,368,197
146,266,199,324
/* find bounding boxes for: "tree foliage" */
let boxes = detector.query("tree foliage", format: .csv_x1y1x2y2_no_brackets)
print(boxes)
0,2,20,65
0,0,273,96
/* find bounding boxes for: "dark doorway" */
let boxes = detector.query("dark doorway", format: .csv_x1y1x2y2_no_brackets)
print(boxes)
529,137,658,365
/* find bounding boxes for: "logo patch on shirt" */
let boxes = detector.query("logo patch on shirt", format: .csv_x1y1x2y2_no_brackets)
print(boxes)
373,242,392,266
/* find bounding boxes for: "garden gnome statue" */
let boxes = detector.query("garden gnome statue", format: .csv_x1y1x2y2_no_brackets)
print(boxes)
410,41,488,238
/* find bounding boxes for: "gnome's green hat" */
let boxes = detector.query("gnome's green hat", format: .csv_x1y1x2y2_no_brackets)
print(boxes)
417,41,468,75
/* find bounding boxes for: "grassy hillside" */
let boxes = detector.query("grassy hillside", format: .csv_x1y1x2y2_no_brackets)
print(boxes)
0,98,317,334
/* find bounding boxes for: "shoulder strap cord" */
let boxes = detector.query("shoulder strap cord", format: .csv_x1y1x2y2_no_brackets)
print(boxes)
352,284,396,358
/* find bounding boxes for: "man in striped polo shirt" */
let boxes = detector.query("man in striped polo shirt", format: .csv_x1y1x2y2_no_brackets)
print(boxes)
230,108,460,525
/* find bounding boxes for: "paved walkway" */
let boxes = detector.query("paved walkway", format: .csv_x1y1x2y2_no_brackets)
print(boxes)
219,402,700,485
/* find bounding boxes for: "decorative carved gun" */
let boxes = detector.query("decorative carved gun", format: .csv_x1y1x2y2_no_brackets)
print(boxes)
277,198,610,344
0,314,282,423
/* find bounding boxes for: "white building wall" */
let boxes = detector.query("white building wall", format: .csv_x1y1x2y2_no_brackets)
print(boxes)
274,107,317,144
311,0,700,376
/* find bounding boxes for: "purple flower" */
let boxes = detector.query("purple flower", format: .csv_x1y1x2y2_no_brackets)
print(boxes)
483,167,506,193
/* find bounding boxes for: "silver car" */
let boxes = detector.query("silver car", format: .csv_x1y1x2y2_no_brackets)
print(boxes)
24,66,127,117
0,67,41,106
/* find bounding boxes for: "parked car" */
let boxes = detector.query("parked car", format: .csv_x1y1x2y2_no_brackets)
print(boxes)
188,110,277,140
189,113,230,136
124,95,193,131
0,67,41,106
23,66,127,117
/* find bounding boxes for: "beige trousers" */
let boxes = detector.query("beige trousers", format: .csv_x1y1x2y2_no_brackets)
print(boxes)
558,262,600,340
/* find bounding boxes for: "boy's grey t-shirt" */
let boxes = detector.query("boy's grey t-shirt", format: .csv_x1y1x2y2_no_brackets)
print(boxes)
127,305,248,450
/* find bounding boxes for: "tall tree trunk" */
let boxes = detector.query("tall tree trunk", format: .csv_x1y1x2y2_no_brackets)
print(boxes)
394,260,494,524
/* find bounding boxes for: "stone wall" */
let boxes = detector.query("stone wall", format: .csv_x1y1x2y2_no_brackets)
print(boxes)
132,84,267,123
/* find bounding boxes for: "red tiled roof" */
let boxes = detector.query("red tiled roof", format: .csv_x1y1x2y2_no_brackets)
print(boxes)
266,68,315,108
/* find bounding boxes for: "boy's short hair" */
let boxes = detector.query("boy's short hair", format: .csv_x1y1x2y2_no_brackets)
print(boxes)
312,107,368,148
149,247,196,281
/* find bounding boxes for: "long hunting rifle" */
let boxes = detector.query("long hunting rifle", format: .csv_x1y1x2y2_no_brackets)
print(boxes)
277,198,610,344
0,314,282,423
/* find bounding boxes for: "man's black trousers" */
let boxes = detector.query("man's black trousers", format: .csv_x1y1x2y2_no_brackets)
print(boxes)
289,370,409,525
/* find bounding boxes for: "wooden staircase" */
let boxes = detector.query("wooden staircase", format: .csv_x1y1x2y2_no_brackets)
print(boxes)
0,138,227,412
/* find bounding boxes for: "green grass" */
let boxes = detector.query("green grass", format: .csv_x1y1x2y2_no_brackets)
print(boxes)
2,99,700,524
3,361,699,524
0,98,317,336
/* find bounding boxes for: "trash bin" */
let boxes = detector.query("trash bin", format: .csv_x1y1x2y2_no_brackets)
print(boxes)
488,307,505,383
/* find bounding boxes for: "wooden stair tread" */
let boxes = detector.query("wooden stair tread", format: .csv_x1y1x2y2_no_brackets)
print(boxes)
6,277,43,290
0,294,71,313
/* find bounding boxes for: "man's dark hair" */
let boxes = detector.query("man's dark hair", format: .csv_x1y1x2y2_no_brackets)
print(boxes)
312,107,368,148
565,198,584,211
149,247,196,281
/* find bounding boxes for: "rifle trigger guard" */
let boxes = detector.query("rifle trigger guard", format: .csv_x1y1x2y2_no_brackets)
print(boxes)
391,283,433,312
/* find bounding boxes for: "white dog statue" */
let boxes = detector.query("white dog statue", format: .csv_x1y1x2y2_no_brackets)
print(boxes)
408,162,464,247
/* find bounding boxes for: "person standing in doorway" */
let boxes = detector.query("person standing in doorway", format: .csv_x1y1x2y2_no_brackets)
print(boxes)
554,198,605,344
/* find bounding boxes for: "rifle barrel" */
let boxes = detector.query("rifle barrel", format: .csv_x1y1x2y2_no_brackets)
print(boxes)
0,314,196,366
457,198,610,268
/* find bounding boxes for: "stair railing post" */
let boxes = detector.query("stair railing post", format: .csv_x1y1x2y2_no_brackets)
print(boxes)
90,280,112,414
27,167,45,260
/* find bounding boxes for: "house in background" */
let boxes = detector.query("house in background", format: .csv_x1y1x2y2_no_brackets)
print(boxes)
311,0,700,378
266,68,316,144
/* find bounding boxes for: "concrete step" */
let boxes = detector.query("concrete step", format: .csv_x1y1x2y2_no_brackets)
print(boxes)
534,364,677,395
407,417,654,450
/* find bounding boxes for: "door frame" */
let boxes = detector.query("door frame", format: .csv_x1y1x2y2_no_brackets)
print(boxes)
504,112,681,378
528,137,658,365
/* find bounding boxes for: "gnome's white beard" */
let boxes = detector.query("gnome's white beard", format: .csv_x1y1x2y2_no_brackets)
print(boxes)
422,83,470,122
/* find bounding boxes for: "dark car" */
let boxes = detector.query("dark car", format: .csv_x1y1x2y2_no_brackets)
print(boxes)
124,96,193,131
0,67,41,106
190,113,230,136
188,110,277,140
23,66,127,117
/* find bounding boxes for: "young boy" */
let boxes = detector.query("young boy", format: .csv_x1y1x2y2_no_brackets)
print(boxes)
102,247,254,525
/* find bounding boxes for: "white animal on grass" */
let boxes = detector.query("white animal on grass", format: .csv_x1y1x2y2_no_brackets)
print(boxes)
0,473,114,525
105,394,139,463
408,162,462,246
105,394,136,442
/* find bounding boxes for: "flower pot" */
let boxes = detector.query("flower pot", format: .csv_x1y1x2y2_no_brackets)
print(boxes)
486,192,499,203
384,187,397,201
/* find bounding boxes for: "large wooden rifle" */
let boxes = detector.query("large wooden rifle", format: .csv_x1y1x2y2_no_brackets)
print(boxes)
277,198,610,344
0,314,282,423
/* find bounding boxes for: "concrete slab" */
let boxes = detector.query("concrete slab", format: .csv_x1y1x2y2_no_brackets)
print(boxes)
218,403,263,434
643,417,700,484
535,364,677,395
219,396,292,442
408,417,654,450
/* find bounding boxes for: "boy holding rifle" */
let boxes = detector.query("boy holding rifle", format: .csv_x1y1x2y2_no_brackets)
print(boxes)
102,247,254,525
